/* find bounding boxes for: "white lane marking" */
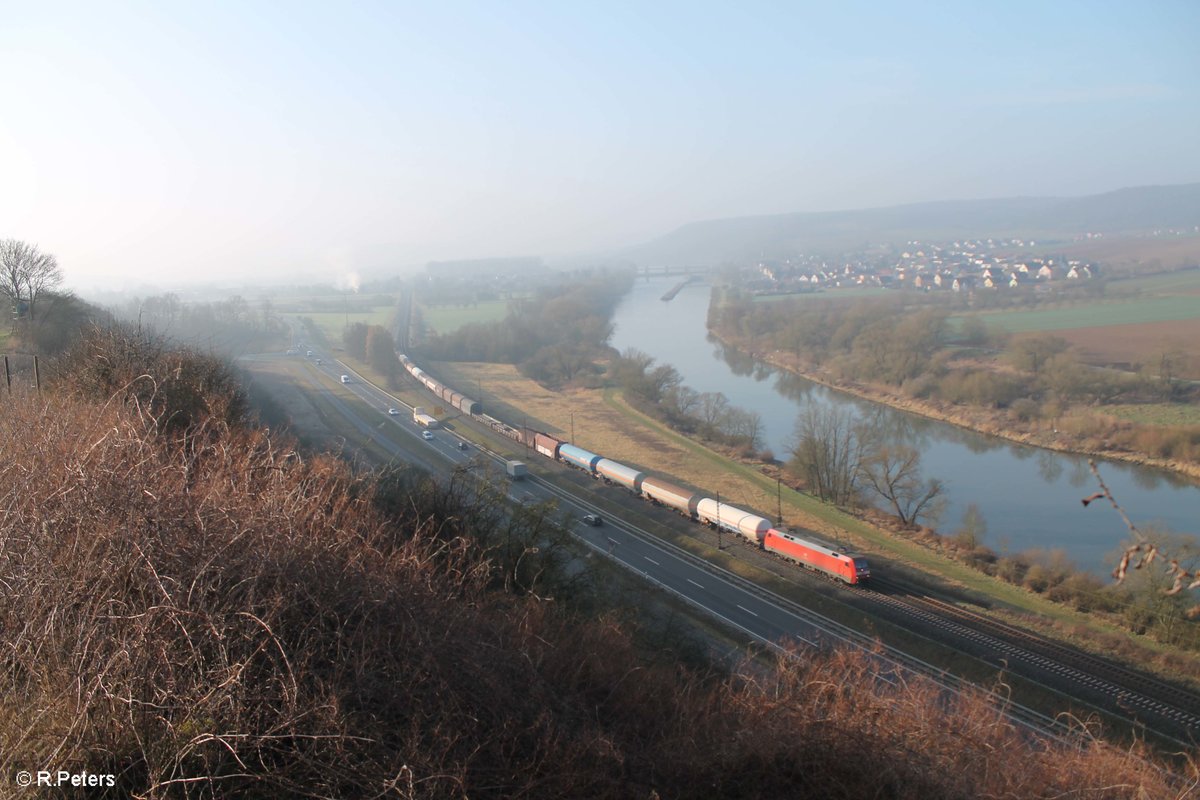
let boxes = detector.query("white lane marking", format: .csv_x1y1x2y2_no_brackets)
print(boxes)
686,578,705,589
736,604,759,617
644,556,660,566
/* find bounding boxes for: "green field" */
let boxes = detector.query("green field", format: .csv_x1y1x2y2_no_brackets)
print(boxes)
286,309,396,343
968,295,1200,333
420,299,512,334
1101,403,1200,427
1107,268,1200,295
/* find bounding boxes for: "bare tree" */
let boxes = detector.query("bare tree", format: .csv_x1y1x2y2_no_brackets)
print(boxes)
0,239,62,324
859,444,945,527
697,391,730,431
788,405,872,506
24,251,62,322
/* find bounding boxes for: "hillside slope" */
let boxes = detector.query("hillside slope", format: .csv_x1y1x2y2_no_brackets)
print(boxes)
624,183,1200,266
0,329,1187,798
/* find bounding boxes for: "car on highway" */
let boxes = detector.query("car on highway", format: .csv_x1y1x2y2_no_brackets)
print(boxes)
583,514,602,526
421,430,434,440
306,350,313,357
457,441,468,450
388,408,401,416
340,375,351,384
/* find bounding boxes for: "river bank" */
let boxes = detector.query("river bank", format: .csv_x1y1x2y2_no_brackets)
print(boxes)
711,331,1200,485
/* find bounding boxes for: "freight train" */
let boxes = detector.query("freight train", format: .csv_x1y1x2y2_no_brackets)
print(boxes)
396,353,870,585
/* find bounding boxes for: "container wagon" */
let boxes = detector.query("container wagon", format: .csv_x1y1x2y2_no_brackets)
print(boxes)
696,498,771,543
762,529,870,584
639,476,701,518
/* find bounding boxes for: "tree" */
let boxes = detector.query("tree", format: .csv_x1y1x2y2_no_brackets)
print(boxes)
366,325,399,382
343,322,369,360
697,392,730,432
860,444,945,527
1,239,63,325
1009,334,1069,376
787,405,872,506
956,503,988,550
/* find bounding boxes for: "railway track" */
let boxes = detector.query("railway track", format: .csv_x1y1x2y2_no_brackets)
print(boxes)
867,576,1200,743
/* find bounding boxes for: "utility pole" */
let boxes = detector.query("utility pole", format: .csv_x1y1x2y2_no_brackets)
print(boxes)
776,476,783,527
716,491,723,550
570,412,575,445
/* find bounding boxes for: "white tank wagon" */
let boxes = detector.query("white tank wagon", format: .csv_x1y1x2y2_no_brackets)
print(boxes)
595,458,645,493
695,498,770,542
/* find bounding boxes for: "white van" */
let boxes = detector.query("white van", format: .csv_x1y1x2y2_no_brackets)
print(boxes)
340,375,351,384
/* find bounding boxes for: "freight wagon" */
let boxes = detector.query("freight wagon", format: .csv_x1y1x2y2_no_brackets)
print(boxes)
695,498,771,542
397,354,481,415
762,529,870,584
639,476,701,518
534,432,564,460
559,443,602,473
595,458,645,493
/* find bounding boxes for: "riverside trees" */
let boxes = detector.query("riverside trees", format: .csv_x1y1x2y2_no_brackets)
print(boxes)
787,405,944,528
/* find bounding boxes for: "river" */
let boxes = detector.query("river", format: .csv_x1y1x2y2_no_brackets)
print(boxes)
609,275,1200,576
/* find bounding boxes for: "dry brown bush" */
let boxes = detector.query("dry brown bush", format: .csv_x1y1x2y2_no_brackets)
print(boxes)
0,337,1193,797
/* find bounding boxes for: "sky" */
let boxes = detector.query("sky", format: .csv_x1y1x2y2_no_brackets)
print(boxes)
2,0,1198,290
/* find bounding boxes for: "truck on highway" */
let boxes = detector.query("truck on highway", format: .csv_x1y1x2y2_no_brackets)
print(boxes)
412,406,438,428
506,461,527,480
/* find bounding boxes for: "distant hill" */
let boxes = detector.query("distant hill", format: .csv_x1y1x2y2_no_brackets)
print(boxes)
623,183,1200,267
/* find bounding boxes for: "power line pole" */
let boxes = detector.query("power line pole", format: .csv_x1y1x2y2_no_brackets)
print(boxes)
716,491,723,551
776,475,783,527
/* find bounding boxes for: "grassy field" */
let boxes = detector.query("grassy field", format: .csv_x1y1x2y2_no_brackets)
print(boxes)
972,294,1200,333
280,308,397,343
1108,268,1200,295
419,298,511,334
1100,403,1200,427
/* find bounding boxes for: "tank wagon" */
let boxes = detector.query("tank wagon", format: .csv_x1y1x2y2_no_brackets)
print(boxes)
559,443,602,473
595,458,645,493
639,476,701,519
395,353,877,586
763,529,870,584
696,498,772,542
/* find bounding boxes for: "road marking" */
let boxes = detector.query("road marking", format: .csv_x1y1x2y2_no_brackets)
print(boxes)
644,556,660,566
686,578,704,589
736,604,759,617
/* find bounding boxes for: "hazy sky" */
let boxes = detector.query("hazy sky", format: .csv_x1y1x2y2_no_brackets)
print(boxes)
2,1,1198,289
